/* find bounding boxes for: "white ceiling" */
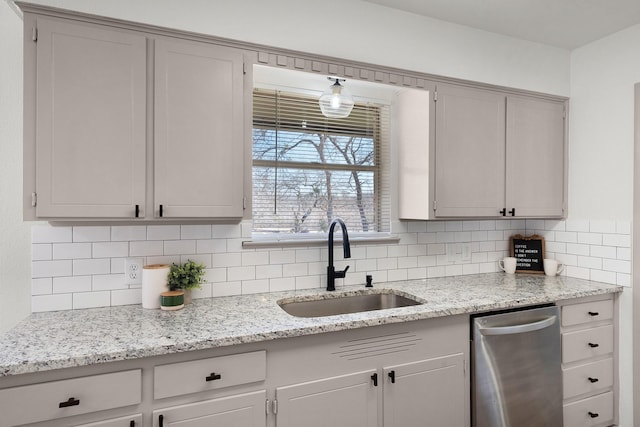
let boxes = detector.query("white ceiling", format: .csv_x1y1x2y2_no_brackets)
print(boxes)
363,0,640,49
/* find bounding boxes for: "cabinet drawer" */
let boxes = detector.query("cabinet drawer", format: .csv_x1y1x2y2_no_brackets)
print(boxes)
562,300,613,327
563,358,613,399
563,391,613,427
0,370,141,427
562,325,613,364
154,350,266,399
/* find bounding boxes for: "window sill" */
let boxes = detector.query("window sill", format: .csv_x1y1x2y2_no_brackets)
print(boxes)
242,233,400,249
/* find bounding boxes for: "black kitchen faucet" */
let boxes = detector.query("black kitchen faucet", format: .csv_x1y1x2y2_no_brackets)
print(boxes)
327,218,351,291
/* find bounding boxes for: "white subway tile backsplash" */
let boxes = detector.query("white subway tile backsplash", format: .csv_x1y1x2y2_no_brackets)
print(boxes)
73,291,110,309
192,283,213,299
111,288,142,306
32,294,73,312
53,243,92,260
111,226,146,242
147,225,180,241
269,277,295,292
212,281,242,297
602,233,631,247
197,239,227,254
73,226,110,242
130,241,164,257
242,251,270,266
590,269,617,284
602,259,631,274
590,220,617,233
73,258,110,276
180,225,212,240
32,226,73,244
179,254,211,268
32,260,72,278
53,276,91,293
242,279,269,295
29,218,631,312
32,278,52,295
93,242,129,258
228,266,255,282
164,240,196,256
32,244,52,261
92,274,127,291
296,275,321,290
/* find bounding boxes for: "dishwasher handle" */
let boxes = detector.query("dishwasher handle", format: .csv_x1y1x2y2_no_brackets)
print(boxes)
478,315,557,336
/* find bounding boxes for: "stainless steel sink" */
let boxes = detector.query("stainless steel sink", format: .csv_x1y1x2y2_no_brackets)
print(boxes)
278,290,424,318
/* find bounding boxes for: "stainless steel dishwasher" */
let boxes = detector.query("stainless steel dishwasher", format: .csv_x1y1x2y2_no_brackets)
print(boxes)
472,305,563,427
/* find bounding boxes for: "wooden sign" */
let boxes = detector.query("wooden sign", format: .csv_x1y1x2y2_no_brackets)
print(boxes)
510,234,545,274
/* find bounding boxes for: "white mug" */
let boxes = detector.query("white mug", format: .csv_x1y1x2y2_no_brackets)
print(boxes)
544,259,564,277
499,257,517,274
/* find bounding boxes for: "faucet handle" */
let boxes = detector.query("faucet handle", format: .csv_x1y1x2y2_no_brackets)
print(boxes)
335,265,350,279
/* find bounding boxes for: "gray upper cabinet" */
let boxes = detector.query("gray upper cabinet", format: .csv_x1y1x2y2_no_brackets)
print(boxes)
427,84,566,219
505,96,566,217
32,17,147,218
154,39,244,218
24,14,245,221
433,84,507,218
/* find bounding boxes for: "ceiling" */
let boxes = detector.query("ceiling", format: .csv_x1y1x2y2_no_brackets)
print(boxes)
363,0,640,49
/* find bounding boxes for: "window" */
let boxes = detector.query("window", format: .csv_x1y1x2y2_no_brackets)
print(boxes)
252,89,390,236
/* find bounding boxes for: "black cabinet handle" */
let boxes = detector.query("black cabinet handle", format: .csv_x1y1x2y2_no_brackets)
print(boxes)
159,414,164,427
588,411,599,418
499,208,506,216
588,311,599,316
588,377,599,383
59,397,80,408
135,204,140,218
388,370,395,384
371,373,378,387
130,421,135,427
159,204,164,217
205,372,222,382
588,342,600,348
508,208,516,216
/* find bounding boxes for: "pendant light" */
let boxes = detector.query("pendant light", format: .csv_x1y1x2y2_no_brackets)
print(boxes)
319,77,354,118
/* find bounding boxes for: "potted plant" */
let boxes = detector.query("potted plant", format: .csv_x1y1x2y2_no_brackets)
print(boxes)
167,259,205,304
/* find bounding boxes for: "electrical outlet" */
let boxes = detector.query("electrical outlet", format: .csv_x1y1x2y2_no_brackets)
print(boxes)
125,257,143,285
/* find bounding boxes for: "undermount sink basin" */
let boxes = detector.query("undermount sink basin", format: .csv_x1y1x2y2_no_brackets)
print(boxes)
278,290,424,318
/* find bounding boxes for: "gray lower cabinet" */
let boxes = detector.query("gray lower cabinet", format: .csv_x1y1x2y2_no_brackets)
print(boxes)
383,354,466,427
72,414,143,427
275,370,378,427
153,390,266,427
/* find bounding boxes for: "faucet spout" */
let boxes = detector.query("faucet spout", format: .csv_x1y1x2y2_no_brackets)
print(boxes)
327,218,351,291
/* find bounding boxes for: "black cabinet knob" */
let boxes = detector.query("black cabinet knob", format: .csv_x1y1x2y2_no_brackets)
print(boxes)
588,342,600,348
588,377,599,383
205,372,222,382
371,373,378,387
388,370,396,384
59,397,80,408
588,411,599,418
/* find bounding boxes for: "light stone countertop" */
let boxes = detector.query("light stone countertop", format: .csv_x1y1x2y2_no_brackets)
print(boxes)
0,273,622,377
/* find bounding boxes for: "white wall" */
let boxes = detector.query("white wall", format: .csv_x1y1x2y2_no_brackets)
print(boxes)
20,0,571,96
0,1,31,332
570,24,640,427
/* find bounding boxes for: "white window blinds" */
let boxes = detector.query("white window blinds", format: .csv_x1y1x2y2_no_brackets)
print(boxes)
252,89,390,235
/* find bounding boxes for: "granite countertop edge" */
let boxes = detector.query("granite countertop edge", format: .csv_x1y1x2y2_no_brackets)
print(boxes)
0,273,624,377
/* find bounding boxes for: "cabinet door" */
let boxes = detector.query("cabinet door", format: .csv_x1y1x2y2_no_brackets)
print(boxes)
506,97,565,217
275,370,378,427
153,390,265,427
73,414,142,426
35,18,146,218
154,38,244,218
383,353,466,427
434,84,506,217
